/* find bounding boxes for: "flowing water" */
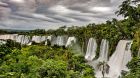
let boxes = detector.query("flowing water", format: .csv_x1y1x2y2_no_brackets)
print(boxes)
86,40,132,78
51,36,68,46
65,37,76,47
0,34,17,40
15,35,30,45
98,39,109,62
45,35,52,45
95,40,132,78
85,38,97,61
0,34,133,78
56,36,64,46
31,36,47,43
88,39,109,78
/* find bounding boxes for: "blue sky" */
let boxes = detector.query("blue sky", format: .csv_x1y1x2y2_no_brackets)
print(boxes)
0,0,123,30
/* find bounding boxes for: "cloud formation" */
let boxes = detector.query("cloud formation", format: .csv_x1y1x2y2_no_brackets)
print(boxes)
0,0,124,30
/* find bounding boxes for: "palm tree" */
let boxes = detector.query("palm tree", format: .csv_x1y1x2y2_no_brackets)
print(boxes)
97,61,110,78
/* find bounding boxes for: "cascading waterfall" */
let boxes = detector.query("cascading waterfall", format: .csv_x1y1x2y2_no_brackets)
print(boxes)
0,34,54,45
56,36,65,46
51,36,57,46
45,35,52,45
51,36,68,46
93,39,109,78
15,35,24,44
105,40,132,78
0,34,31,45
98,39,109,62
47,35,52,41
0,34,134,78
31,36,47,43
85,38,97,61
22,36,31,45
0,34,17,40
65,37,76,47
15,35,31,45
86,40,132,78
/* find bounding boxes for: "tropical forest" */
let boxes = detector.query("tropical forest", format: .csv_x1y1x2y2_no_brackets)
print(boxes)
0,0,140,78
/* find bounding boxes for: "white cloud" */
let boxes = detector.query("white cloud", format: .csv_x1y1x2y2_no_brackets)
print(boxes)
90,7,111,12
10,0,25,3
49,5,71,14
0,0,124,30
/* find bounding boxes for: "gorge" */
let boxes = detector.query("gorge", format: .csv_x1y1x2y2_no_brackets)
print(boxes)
0,34,133,78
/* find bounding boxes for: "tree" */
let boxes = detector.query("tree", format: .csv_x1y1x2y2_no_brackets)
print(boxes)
123,57,140,78
116,0,140,22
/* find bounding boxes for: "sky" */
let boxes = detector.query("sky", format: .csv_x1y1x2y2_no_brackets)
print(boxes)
0,0,124,30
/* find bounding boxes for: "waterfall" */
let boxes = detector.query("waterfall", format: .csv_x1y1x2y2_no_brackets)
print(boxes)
56,36,65,46
22,36,30,45
45,35,52,45
51,36,68,46
51,36,56,46
15,35,30,45
0,34,31,45
105,40,132,78
85,38,97,61
89,39,109,78
0,35,69,46
47,35,52,41
65,37,76,47
31,36,47,43
0,34,17,40
98,39,109,62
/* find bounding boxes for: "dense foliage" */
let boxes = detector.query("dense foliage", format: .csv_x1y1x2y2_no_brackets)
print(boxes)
122,57,140,78
0,0,140,78
0,41,95,78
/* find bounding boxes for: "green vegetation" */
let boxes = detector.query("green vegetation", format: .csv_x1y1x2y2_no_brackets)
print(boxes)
0,41,95,78
122,57,140,78
0,0,140,78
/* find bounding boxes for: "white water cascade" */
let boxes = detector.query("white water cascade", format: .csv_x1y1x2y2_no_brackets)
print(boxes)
0,34,69,46
45,35,52,45
31,36,47,43
47,35,52,41
98,39,109,62
87,39,109,78
85,38,97,61
56,36,65,46
65,37,76,47
15,35,31,45
97,40,132,78
51,36,68,46
0,34,17,40
0,34,31,45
